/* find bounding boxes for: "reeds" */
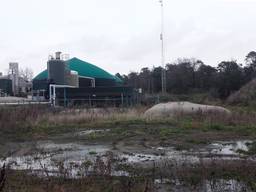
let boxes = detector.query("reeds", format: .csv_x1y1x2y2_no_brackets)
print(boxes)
2,156,256,192
0,164,6,192
0,105,256,137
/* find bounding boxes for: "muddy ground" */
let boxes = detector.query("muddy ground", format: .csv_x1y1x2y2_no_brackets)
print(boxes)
0,124,254,159
1,106,256,191
1,126,256,192
1,125,255,170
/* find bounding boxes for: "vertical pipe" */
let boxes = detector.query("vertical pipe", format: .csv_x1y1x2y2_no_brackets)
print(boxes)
89,95,91,107
126,94,128,107
160,0,166,94
64,87,67,107
121,93,124,107
49,85,52,105
53,85,56,107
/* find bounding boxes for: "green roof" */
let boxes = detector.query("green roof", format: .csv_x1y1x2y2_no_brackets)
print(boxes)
34,57,122,83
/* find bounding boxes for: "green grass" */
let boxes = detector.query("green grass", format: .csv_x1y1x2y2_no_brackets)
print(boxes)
186,139,208,145
248,142,256,155
89,151,97,155
21,117,256,144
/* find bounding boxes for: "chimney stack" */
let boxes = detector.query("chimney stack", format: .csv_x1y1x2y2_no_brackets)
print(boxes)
55,52,62,60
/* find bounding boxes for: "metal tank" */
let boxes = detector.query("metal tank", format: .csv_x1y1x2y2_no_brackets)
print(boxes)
47,52,68,85
0,78,12,95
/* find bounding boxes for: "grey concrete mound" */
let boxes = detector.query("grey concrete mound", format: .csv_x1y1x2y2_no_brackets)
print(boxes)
144,102,231,118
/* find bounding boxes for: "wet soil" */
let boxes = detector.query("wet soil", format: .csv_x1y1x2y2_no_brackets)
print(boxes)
1,127,255,192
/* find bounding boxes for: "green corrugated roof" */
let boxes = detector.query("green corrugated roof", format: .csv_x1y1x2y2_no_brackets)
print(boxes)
34,57,122,83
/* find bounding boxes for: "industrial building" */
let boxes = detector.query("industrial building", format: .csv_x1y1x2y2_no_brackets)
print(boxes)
33,52,135,106
0,63,32,96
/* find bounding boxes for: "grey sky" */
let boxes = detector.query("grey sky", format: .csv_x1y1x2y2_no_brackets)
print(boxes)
0,0,256,77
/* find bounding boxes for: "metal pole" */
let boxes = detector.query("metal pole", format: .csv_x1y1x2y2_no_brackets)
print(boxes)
64,87,67,107
53,85,56,107
89,96,91,107
49,85,52,105
121,93,124,106
160,0,166,94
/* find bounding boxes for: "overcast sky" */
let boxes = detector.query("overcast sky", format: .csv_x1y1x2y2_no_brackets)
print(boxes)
0,0,256,77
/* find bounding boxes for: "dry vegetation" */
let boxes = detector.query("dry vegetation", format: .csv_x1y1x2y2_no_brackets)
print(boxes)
1,157,256,192
228,79,256,106
0,165,5,192
44,107,144,127
0,105,256,141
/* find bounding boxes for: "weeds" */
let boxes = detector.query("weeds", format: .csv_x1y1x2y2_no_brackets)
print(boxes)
238,142,256,155
147,158,256,191
1,150,256,192
2,153,154,192
89,151,97,155
248,142,256,155
0,105,256,146
0,164,6,192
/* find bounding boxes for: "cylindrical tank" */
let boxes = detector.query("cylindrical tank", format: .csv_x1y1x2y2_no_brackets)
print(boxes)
0,78,13,95
47,59,67,85
67,70,79,87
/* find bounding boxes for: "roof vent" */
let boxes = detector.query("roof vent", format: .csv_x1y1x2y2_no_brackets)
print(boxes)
55,52,62,60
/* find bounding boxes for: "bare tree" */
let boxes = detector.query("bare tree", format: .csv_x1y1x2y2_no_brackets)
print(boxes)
20,67,34,81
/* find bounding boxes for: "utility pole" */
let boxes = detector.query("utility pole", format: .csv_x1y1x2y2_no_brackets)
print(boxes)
160,0,166,94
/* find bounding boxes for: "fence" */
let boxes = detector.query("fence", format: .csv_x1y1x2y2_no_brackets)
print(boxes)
49,85,138,107
55,96,136,108
0,99,49,106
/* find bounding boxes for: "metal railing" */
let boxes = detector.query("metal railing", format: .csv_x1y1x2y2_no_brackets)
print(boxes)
55,97,134,108
0,100,49,106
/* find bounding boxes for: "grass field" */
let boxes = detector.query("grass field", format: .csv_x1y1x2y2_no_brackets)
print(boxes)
0,105,256,144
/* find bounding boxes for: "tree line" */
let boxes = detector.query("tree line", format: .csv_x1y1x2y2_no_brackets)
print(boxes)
116,51,256,99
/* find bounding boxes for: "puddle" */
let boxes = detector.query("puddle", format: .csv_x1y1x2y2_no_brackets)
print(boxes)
120,140,255,165
154,179,251,192
120,149,199,164
75,129,110,136
0,142,113,178
209,140,252,155
37,141,110,160
204,179,251,192
121,153,163,163
0,140,255,178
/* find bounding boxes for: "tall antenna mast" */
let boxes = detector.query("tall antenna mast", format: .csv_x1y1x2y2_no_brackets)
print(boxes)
160,0,166,94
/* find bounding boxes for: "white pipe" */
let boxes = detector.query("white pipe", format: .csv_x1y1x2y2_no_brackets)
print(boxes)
53,86,56,107
49,85,52,105
49,84,76,107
